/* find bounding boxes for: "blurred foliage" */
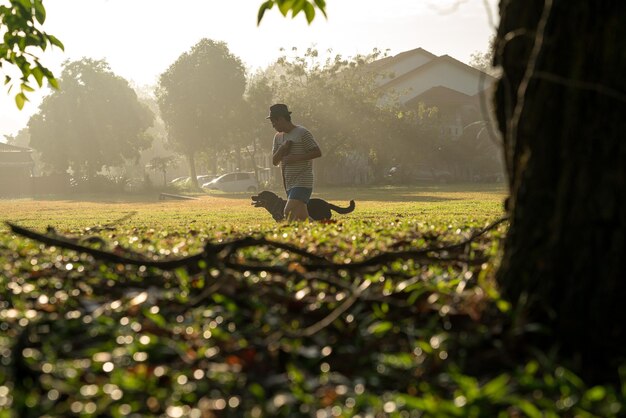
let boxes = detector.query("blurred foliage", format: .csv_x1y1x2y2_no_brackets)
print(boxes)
0,0,63,108
0,195,623,416
27,59,154,182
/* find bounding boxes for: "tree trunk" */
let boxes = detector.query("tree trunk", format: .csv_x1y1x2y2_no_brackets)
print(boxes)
495,0,626,380
235,147,242,171
248,138,260,184
187,153,199,189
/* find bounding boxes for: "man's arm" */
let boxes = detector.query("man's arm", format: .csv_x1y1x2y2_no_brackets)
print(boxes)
272,140,292,166
281,147,322,164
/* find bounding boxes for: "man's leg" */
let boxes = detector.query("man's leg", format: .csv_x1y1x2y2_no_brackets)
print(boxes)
284,199,309,221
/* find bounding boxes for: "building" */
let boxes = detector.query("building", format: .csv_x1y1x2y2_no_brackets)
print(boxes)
362,48,504,182
0,143,34,197
374,48,497,139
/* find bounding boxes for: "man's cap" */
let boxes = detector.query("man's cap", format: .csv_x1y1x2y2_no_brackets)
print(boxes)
266,103,292,119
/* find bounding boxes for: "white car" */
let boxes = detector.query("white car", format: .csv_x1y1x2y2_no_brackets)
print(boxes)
202,172,258,193
196,174,218,184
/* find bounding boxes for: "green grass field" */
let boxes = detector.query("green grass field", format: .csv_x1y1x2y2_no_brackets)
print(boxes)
0,184,506,232
2,184,622,417
1,184,507,264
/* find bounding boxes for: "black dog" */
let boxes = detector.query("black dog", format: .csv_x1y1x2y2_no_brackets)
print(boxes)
251,190,355,221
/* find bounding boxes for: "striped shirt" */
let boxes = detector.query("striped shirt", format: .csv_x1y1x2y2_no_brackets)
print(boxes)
272,126,319,190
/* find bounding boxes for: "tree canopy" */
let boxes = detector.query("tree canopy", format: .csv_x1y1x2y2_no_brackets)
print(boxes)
28,58,154,178
156,39,247,188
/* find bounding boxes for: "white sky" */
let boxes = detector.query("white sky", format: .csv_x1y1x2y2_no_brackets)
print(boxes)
0,0,498,139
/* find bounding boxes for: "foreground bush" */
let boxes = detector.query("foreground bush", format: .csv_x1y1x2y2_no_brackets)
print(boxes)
1,216,623,417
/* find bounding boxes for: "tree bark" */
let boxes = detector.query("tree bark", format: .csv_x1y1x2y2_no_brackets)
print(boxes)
187,153,199,189
495,0,626,380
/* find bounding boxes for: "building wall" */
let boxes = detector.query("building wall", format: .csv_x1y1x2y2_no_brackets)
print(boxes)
0,166,32,197
386,63,490,104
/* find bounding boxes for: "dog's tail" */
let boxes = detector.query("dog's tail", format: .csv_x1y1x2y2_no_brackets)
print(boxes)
328,200,355,215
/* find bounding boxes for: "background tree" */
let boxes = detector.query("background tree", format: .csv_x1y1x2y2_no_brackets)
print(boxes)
148,156,177,187
156,39,247,189
28,59,154,180
0,0,63,107
468,36,500,77
242,74,275,182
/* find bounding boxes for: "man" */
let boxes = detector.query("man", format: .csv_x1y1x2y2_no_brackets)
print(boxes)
267,104,322,221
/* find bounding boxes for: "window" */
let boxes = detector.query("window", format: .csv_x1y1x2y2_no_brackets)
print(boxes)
220,174,236,182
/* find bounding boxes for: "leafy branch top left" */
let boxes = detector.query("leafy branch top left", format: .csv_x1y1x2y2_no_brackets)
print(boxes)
1,0,64,109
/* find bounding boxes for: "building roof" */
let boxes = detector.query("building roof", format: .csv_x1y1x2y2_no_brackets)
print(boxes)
405,85,475,108
378,54,496,92
0,142,33,166
0,142,32,153
370,47,438,71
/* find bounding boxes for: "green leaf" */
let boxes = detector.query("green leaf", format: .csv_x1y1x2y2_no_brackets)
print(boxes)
277,0,294,16
48,76,59,89
367,321,393,336
290,0,306,18
524,360,539,376
15,92,27,110
249,383,265,399
143,309,167,328
257,0,274,25
303,2,315,23
482,374,510,400
515,399,542,418
32,65,44,87
47,34,64,50
394,394,428,410
16,0,32,12
33,0,46,24
314,0,327,18
584,386,606,402
496,299,511,312
21,83,35,93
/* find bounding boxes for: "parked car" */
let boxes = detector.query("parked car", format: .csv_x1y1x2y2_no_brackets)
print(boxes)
170,175,218,188
202,172,258,193
196,174,218,184
169,176,189,186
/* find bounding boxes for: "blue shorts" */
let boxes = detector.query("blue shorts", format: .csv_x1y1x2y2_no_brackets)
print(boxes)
287,187,312,204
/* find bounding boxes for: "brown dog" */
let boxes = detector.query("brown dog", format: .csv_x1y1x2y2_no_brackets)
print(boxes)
251,190,355,221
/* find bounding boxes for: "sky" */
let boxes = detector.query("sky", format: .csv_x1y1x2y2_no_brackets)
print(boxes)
0,0,498,140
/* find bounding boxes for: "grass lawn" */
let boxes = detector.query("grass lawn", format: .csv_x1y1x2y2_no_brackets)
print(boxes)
0,183,507,233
